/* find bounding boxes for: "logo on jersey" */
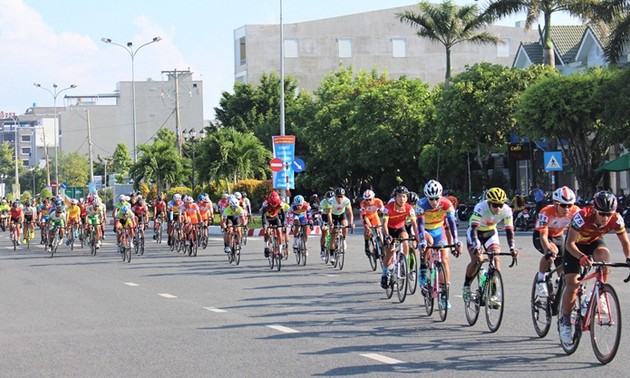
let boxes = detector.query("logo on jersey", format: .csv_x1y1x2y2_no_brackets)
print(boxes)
572,213,585,228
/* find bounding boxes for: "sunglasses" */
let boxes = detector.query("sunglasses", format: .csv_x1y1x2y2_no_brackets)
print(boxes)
335,195,344,198
558,203,572,208
428,197,440,202
490,203,503,209
597,211,613,217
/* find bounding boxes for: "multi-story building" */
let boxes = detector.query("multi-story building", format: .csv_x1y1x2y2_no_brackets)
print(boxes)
234,4,538,90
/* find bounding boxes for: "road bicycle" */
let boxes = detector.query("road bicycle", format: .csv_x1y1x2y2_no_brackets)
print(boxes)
366,225,383,272
133,220,146,256
119,226,132,263
267,225,283,271
558,261,630,364
86,224,98,256
226,224,243,265
422,244,459,322
48,224,63,258
66,221,80,251
154,214,165,244
9,221,20,251
24,221,35,250
293,223,310,266
383,237,415,303
464,249,517,333
198,221,209,249
530,254,564,338
329,224,353,270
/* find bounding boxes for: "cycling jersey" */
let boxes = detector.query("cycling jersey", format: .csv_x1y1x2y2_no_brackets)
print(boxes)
290,202,311,224
360,198,384,226
49,211,66,227
183,203,201,224
570,206,625,245
416,197,455,230
168,199,183,215
198,202,212,221
469,201,513,232
261,200,283,219
329,196,352,216
223,206,245,217
535,204,580,238
382,202,415,230
67,205,81,220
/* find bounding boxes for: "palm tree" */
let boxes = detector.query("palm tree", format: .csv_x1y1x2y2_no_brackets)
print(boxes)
591,0,630,64
197,128,272,186
397,0,501,87
481,0,596,67
131,129,183,192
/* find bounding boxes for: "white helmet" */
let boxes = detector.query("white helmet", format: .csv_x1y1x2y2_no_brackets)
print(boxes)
229,197,239,207
423,180,443,198
70,199,78,205
362,189,375,200
173,194,182,201
234,191,242,199
552,186,576,205
118,194,126,202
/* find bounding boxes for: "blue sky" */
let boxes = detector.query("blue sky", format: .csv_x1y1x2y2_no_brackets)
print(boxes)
0,0,579,119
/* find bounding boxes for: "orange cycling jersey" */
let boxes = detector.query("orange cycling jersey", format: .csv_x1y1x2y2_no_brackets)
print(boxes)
570,206,626,245
198,202,212,221
183,203,201,224
382,202,415,230
360,198,384,225
535,204,580,238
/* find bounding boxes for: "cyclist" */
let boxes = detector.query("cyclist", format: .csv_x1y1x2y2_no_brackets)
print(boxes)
217,194,229,215
360,189,384,256
47,200,67,252
9,201,24,245
153,193,167,239
86,197,105,248
290,195,312,252
319,191,334,259
181,196,202,247
65,198,81,245
132,196,149,242
416,180,462,308
167,194,183,246
115,196,135,251
559,191,630,345
381,186,420,288
221,196,246,253
327,187,354,265
533,186,580,298
22,199,38,243
462,187,517,303
38,198,53,244
308,194,321,225
198,194,212,241
261,191,287,258
241,192,252,224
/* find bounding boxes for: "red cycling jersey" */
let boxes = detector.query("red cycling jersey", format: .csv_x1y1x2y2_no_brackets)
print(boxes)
570,206,626,245
382,202,415,230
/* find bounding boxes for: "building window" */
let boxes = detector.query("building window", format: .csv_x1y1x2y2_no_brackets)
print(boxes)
497,38,510,57
392,38,406,58
21,147,31,155
235,36,247,66
285,39,298,58
21,135,31,143
338,38,352,58
22,159,30,166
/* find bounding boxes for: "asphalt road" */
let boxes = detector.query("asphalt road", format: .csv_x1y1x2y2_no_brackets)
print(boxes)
1,225,630,377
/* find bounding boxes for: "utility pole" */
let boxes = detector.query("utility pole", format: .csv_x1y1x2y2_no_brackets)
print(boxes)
86,109,94,182
162,69,191,156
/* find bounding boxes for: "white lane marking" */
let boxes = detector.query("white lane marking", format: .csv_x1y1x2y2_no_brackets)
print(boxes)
267,325,299,333
158,293,177,299
203,307,228,313
123,282,139,287
361,353,404,365
321,274,337,277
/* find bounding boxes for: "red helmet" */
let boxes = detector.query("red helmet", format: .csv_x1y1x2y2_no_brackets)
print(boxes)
269,191,280,201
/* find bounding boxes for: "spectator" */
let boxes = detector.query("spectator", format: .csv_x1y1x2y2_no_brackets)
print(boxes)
533,185,545,213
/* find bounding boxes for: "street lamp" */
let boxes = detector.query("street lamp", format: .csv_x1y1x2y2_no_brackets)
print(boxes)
182,128,206,193
101,36,162,164
33,83,77,194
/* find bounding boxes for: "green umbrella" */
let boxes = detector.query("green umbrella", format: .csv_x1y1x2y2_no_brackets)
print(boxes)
595,153,630,172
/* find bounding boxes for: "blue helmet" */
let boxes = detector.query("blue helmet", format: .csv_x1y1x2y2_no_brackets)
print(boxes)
55,198,63,206
121,206,129,215
293,195,304,205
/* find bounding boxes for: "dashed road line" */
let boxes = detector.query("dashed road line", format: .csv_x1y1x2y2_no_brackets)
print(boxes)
203,306,228,313
123,282,140,287
267,325,299,333
158,293,177,299
360,353,404,364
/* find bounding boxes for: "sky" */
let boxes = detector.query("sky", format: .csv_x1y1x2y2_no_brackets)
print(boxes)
0,0,580,120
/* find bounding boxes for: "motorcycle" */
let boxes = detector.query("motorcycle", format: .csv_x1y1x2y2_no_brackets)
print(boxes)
0,210,8,232
456,199,477,222
514,203,536,231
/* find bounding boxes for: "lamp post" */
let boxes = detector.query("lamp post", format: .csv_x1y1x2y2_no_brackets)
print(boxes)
34,83,77,194
29,167,36,194
182,128,206,193
101,36,162,164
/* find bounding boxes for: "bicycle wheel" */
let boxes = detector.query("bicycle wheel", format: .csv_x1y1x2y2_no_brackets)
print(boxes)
295,237,302,265
140,236,145,256
530,274,552,338
235,244,241,266
275,249,282,271
559,293,582,355
590,283,622,364
301,234,307,266
90,235,97,256
396,253,408,303
368,237,378,272
324,246,330,264
437,263,449,322
385,273,394,299
464,274,481,326
485,269,505,333
134,235,140,255
338,238,346,271
424,266,434,316
157,223,163,244
408,252,418,295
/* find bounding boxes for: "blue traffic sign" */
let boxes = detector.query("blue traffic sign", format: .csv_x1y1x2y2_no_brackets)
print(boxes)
292,158,305,173
544,151,563,172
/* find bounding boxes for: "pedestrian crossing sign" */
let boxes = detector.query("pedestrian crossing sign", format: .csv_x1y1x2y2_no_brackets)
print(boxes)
544,151,563,172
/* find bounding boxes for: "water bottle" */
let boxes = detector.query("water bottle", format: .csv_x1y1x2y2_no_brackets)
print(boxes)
581,292,591,317
479,266,487,288
325,233,331,249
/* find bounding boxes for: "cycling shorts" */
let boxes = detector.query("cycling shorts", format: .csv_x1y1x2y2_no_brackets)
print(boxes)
563,238,606,275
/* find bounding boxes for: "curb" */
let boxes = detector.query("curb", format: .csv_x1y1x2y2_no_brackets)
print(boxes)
207,226,322,236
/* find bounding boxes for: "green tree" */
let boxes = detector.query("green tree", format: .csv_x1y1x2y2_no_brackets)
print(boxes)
591,0,630,64
131,129,183,193
435,63,557,186
58,151,90,187
398,0,501,87
0,142,15,180
482,0,597,67
599,67,630,145
516,68,623,196
112,143,133,178
196,128,272,186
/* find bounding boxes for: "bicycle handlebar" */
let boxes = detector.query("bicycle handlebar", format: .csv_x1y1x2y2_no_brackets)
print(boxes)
579,261,630,283
484,251,518,268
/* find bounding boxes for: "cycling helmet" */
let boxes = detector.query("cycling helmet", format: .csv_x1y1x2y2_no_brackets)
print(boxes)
173,193,182,201
118,194,126,202
79,197,85,204
197,194,204,201
552,186,576,205
423,180,443,198
55,198,63,206
234,192,242,199
121,206,129,215
229,197,239,207
486,187,507,204
310,194,319,201
293,195,304,205
241,192,247,197
221,193,229,199
269,191,280,201
408,191,419,205
363,189,375,200
12,201,19,208
324,190,334,199
393,185,409,195
1,199,6,204
93,198,101,207
124,195,131,202
203,196,211,203
138,198,145,205
70,199,78,205
334,187,345,196
593,191,617,212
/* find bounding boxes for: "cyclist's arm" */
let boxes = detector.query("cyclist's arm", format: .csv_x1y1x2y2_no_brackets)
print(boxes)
416,215,426,242
565,227,583,260
445,212,458,241
346,205,353,226
505,226,515,251
616,230,630,260
537,226,557,254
